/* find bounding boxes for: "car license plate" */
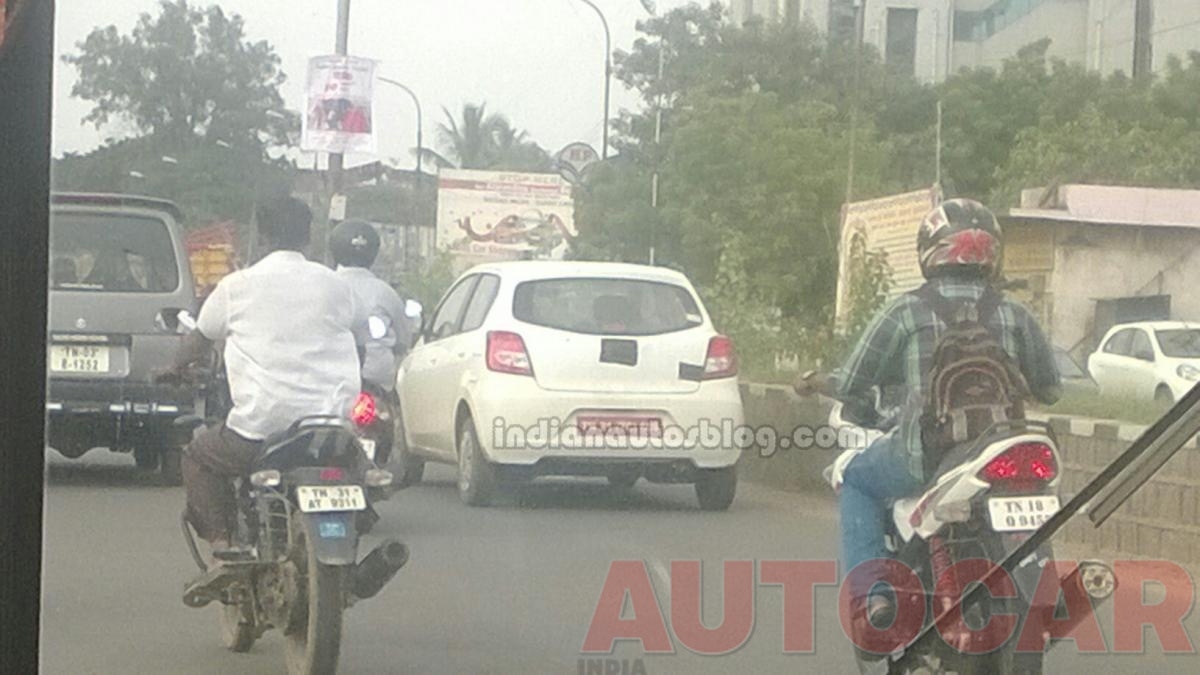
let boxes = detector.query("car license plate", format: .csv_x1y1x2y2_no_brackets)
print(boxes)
987,495,1060,532
49,344,110,374
577,415,663,439
296,485,367,513
360,438,377,462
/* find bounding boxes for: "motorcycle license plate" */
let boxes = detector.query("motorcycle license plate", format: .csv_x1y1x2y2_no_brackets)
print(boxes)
987,495,1060,532
296,485,367,513
360,438,377,462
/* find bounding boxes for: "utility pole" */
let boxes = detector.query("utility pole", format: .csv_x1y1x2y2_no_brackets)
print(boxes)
329,0,351,212
935,99,943,189
845,0,866,205
649,41,665,266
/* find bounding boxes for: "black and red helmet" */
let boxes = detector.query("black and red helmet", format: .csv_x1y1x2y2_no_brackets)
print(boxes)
916,198,1003,279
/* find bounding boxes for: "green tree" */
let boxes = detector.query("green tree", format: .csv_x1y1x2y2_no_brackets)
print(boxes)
63,0,293,148
419,102,551,171
58,0,298,227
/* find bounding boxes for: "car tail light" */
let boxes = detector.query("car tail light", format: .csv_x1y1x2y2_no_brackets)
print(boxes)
978,441,1058,489
351,391,377,427
702,336,738,380
320,468,345,481
487,331,533,376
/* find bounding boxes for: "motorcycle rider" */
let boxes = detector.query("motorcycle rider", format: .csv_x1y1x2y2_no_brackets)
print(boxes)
166,196,366,561
328,219,412,393
815,199,1061,626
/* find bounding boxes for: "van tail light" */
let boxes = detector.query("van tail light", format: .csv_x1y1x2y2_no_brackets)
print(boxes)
978,441,1058,490
702,336,738,380
487,331,533,376
351,391,377,427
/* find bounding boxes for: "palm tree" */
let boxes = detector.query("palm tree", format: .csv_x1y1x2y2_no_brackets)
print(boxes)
419,102,551,172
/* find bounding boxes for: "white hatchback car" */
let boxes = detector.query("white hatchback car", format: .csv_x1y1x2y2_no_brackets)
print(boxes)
394,261,744,509
1086,321,1200,404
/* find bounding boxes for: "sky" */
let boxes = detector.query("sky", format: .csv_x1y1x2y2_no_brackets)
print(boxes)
52,0,709,166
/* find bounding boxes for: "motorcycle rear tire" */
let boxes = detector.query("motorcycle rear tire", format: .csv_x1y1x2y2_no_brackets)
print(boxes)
285,523,346,675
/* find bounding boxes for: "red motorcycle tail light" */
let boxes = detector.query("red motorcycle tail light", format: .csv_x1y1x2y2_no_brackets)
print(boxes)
979,442,1058,490
351,391,377,427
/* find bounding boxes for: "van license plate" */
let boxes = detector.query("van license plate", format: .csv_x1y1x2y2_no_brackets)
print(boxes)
987,495,1060,532
296,485,367,513
50,345,110,373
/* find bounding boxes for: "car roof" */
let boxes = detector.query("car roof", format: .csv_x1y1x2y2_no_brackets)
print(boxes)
51,192,185,223
1105,320,1199,334
464,260,694,286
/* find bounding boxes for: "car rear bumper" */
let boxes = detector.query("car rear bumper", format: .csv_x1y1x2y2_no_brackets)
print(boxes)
468,375,744,469
46,379,194,415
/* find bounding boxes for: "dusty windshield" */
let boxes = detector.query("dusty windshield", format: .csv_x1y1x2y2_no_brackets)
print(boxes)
41,1,1200,674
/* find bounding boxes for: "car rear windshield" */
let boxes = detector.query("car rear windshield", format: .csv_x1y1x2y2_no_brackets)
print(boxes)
1156,329,1200,358
512,277,704,336
51,213,180,293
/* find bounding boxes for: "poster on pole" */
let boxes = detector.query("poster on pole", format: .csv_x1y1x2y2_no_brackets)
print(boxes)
436,169,577,269
301,55,377,155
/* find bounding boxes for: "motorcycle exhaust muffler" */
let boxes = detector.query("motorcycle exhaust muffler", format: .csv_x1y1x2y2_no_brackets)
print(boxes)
352,539,410,600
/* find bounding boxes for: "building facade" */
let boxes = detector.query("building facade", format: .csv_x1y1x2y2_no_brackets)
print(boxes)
728,1,1200,83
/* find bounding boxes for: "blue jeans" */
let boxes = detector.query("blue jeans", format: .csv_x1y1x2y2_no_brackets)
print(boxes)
839,433,923,600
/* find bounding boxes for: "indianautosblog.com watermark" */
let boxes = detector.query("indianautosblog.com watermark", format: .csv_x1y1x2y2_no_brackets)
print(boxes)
491,417,869,457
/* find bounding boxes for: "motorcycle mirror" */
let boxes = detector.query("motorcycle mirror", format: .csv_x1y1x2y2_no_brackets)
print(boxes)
404,299,423,319
367,315,388,340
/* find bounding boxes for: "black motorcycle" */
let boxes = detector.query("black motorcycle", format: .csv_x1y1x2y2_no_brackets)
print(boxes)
178,415,408,675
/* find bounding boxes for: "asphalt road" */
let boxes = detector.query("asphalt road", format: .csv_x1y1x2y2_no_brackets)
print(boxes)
41,450,1200,674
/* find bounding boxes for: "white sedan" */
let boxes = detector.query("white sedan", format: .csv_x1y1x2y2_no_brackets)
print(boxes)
1086,321,1200,404
393,261,744,509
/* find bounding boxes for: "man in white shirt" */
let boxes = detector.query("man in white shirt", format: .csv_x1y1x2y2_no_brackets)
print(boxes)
170,197,365,555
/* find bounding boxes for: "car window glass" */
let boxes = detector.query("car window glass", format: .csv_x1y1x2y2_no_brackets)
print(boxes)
50,213,179,292
1104,329,1134,356
512,277,703,336
428,276,477,341
1156,329,1200,358
1130,330,1155,361
460,274,500,333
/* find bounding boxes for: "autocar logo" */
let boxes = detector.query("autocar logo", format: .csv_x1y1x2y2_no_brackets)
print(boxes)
75,317,87,329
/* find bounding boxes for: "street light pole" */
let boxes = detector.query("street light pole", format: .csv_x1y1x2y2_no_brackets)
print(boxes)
573,0,611,160
376,77,423,178
377,76,425,275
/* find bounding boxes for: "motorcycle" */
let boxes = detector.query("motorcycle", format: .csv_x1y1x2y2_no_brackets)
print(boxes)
826,401,1118,674
177,414,408,675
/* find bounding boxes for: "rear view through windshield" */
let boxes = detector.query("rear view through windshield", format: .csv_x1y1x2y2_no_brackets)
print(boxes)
513,277,703,336
51,213,180,293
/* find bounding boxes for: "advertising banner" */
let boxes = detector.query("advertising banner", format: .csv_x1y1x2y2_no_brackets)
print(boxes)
835,187,940,327
301,55,377,154
436,169,577,268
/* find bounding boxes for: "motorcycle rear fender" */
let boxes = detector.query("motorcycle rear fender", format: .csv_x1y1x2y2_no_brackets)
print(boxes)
298,512,359,566
894,432,1061,541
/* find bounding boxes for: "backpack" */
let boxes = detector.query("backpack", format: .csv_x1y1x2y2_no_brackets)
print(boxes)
914,283,1031,463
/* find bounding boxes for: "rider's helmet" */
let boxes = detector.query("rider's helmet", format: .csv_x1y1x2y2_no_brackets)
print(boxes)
916,198,1003,279
329,219,381,268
